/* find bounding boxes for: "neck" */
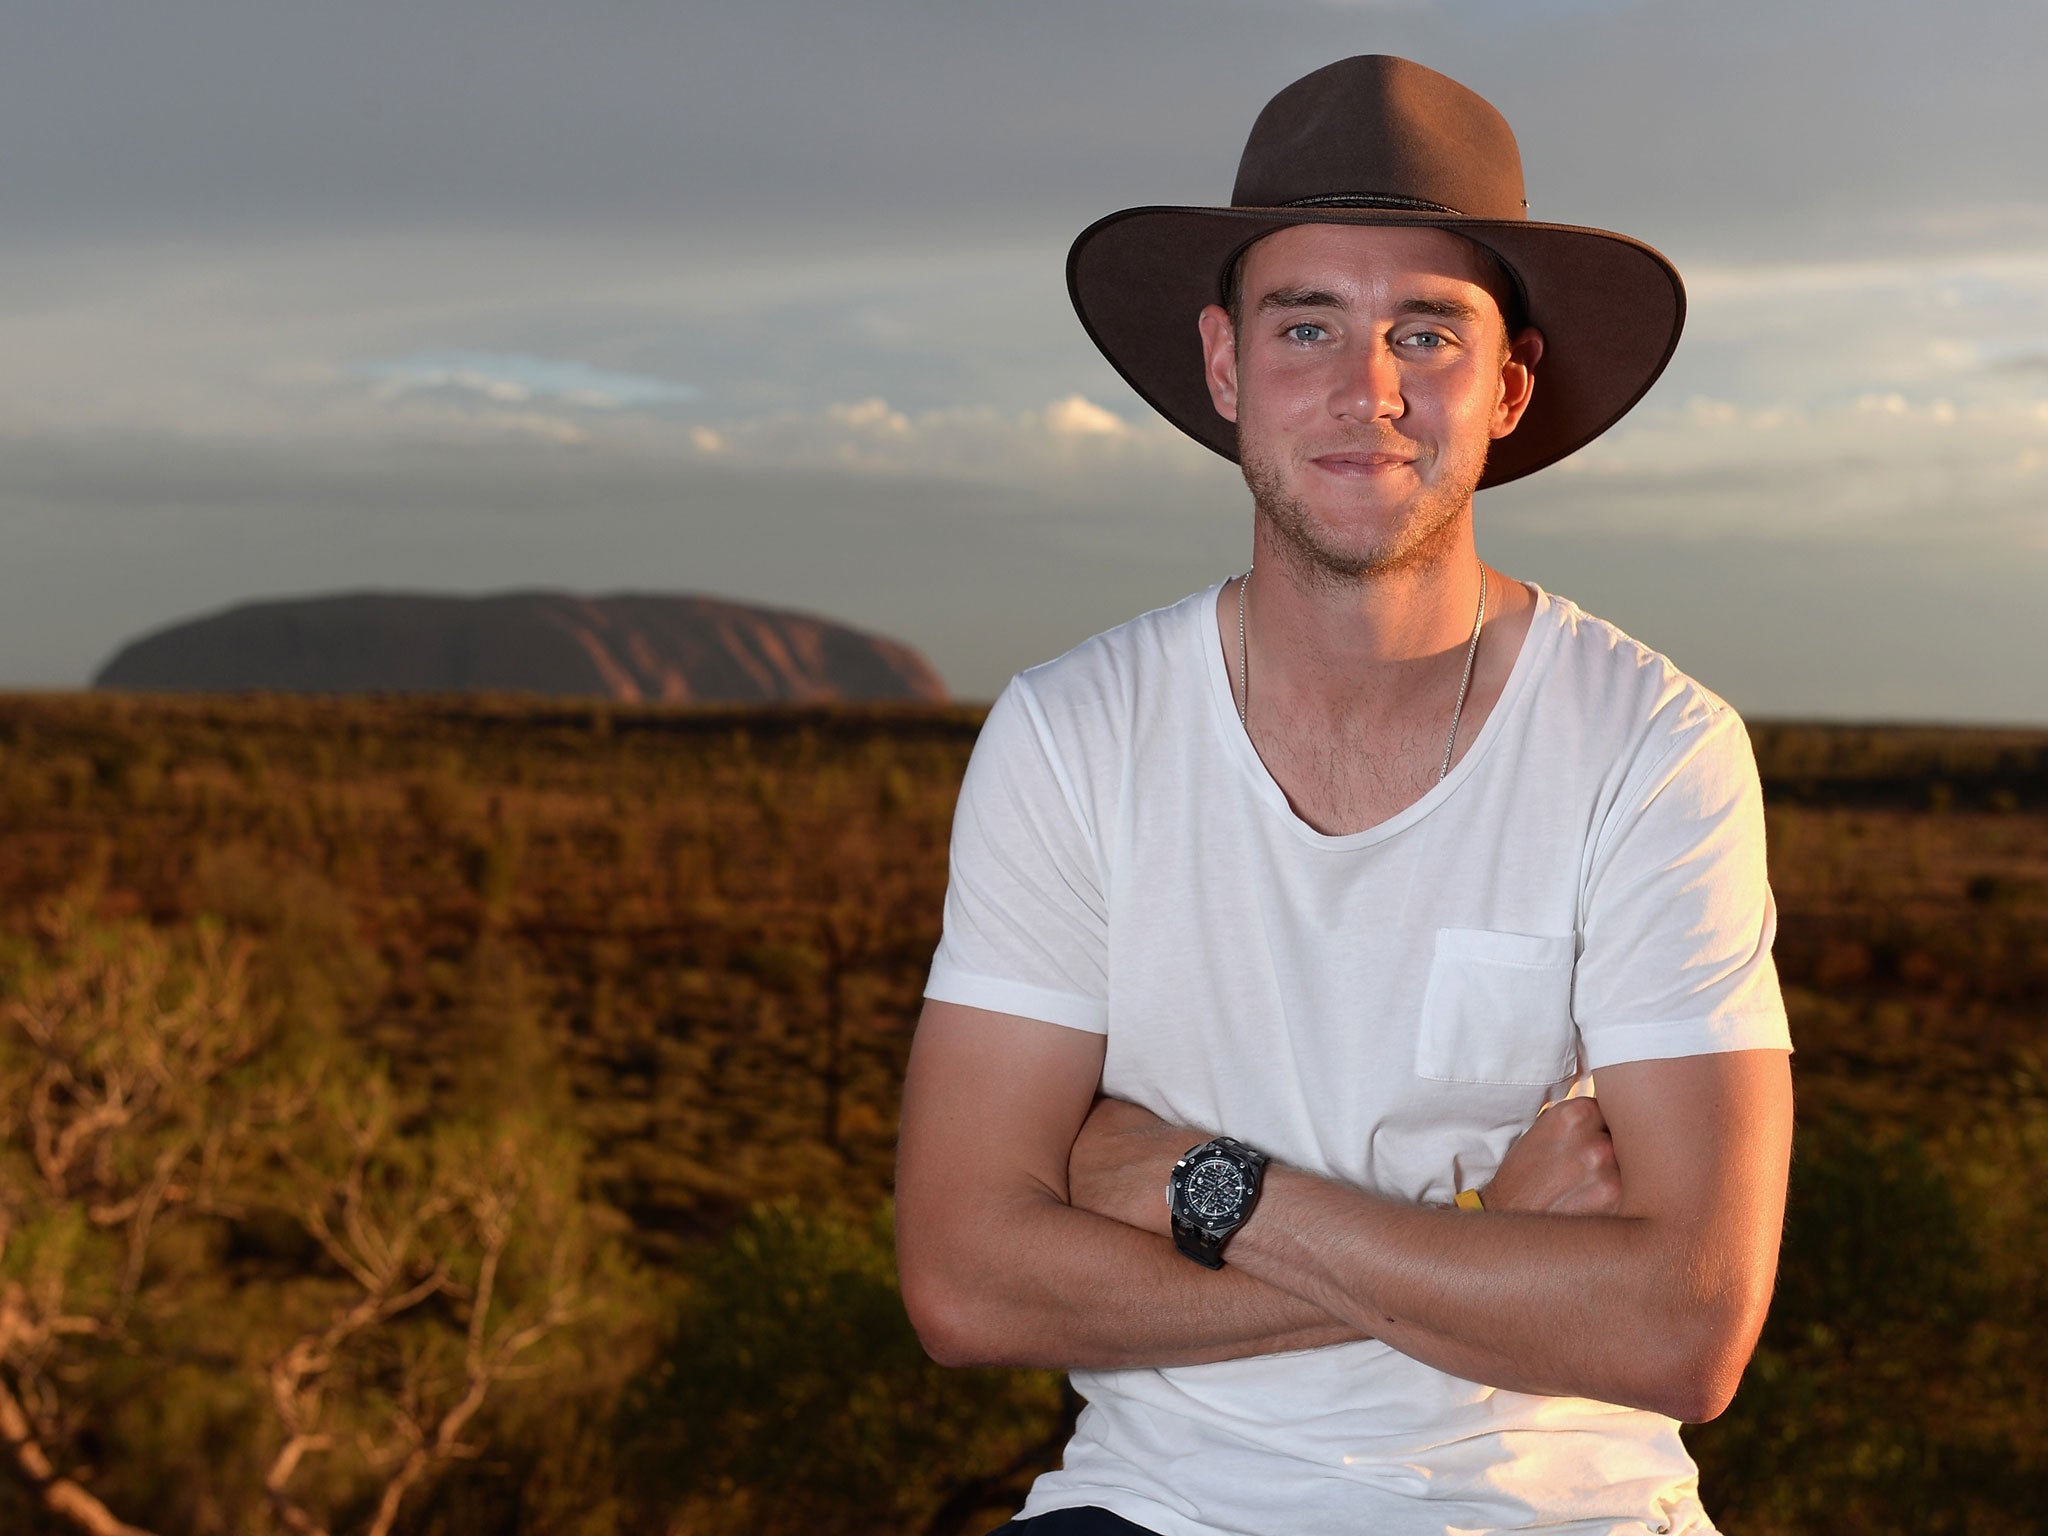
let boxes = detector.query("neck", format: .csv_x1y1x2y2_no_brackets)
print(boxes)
1246,512,1488,723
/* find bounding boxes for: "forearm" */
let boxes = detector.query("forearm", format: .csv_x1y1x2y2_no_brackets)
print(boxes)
1065,1072,1786,1420
1230,1164,1742,1419
901,1186,1362,1371
897,1003,1367,1372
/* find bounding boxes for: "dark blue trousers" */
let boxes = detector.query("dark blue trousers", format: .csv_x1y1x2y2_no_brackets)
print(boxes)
996,1511,1160,1535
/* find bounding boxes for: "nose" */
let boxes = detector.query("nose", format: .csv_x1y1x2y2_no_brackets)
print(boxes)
1331,338,1403,423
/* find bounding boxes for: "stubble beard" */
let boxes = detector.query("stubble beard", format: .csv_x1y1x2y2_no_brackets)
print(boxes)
1239,437,1485,594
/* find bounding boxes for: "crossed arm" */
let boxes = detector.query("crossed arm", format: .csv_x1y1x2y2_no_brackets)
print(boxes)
895,998,1792,1422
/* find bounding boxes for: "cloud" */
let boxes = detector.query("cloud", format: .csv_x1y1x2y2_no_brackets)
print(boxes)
827,397,913,437
480,412,589,446
1669,251,2048,402
1513,246,2048,547
686,392,1210,484
354,350,701,411
1045,395,1131,438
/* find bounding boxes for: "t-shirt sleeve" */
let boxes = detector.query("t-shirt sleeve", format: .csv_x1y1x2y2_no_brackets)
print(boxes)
923,674,1110,1033
1574,704,1792,1069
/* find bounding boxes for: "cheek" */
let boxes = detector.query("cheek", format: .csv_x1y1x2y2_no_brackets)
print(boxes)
1240,360,1327,422
1438,370,1504,428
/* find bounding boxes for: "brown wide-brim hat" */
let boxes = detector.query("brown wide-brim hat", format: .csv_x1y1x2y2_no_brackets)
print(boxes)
1068,55,1685,490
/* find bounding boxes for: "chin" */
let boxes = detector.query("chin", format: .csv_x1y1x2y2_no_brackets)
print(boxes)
1259,499,1462,580
1243,444,1479,577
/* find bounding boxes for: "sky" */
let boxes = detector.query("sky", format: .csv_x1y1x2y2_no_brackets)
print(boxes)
4,0,2047,721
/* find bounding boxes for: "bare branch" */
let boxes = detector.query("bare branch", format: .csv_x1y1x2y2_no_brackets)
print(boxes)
262,1254,450,1524
262,1426,335,1536
0,1369,159,1536
112,1143,195,1316
351,1178,585,1536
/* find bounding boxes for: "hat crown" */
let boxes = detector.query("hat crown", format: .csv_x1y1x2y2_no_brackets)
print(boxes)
1230,55,1529,221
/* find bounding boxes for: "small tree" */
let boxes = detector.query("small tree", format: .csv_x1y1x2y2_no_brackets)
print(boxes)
0,898,605,1536
0,900,272,1535
259,1089,591,1536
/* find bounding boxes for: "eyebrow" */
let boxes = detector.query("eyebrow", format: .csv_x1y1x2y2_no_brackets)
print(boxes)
1256,286,1346,313
1255,288,1485,324
1395,296,1485,323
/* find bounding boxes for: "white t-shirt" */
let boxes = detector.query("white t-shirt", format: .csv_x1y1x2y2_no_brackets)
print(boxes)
924,579,1791,1536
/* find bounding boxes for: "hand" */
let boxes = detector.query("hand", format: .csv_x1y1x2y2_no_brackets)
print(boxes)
1068,1097,1210,1237
1482,1095,1621,1216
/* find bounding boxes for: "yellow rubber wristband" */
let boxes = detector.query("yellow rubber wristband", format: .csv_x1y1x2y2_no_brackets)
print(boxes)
1454,1188,1485,1212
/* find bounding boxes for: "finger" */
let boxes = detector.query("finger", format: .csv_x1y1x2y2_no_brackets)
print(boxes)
1552,1097,1610,1135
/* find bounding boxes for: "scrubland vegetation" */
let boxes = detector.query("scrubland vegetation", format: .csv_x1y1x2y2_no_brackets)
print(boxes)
0,693,2041,1535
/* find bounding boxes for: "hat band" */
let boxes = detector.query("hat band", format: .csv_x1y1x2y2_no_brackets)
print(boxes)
1278,191,1466,214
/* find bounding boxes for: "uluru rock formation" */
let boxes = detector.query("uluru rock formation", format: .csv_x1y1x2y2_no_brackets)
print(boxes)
93,592,949,704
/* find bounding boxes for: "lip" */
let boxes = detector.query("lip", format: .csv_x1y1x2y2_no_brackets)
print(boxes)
1310,451,1417,475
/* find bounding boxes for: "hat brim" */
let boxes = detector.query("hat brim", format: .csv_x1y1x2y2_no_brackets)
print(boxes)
1067,205,1685,491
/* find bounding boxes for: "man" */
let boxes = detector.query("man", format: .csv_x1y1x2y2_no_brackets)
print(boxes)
896,55,1792,1536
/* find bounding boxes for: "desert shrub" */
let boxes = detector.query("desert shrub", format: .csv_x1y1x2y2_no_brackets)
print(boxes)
0,898,632,1536
1693,1117,2042,1534
616,1198,1065,1536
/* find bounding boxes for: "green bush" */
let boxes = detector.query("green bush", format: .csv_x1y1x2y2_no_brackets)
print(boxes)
1693,1118,2042,1534
616,1199,1064,1536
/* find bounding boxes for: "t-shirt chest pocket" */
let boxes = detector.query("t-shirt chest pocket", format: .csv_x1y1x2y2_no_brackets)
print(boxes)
1415,927,1580,1086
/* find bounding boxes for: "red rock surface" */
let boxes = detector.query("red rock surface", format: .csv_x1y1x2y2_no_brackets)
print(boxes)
93,592,949,704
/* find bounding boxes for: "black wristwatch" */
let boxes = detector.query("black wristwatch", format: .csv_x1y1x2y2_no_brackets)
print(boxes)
1166,1136,1268,1270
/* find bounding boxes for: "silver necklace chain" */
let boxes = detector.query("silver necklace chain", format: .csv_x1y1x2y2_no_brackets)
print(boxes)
1237,567,1251,727
1439,564,1487,780
1235,563,1489,783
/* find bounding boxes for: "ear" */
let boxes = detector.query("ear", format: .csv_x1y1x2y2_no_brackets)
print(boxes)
1490,325,1545,440
1198,304,1239,424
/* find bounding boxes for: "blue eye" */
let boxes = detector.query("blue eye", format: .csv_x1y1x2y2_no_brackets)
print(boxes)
1285,322,1326,343
1402,331,1450,349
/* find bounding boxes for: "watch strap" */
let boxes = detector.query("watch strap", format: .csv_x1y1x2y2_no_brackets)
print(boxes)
1171,1211,1229,1269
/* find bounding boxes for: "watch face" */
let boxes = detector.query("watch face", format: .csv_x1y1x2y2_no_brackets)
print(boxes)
1186,1157,1246,1222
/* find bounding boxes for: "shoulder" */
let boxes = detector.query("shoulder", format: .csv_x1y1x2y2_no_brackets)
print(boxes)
962,583,1218,822
989,583,1217,750
1525,594,1766,880
1013,583,1214,701
1534,590,1751,774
